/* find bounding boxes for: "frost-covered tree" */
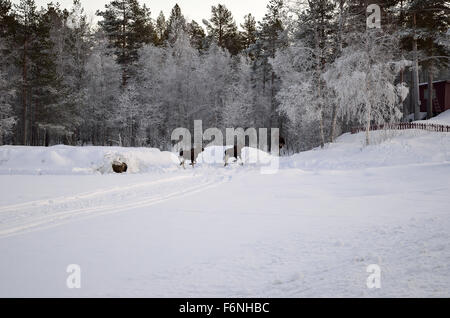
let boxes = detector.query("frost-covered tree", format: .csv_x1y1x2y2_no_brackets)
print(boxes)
116,83,145,147
135,32,205,147
134,43,166,147
251,0,287,135
324,30,410,145
200,44,235,129
223,56,255,128
154,11,166,46
273,42,326,150
275,0,335,148
165,4,186,45
82,31,121,146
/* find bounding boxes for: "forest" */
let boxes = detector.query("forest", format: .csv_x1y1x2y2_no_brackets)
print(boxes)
0,0,448,151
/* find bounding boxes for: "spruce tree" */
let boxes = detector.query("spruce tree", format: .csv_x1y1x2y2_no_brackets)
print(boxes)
165,4,186,44
155,11,167,46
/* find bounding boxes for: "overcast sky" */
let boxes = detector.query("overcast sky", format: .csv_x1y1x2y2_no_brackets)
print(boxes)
11,0,270,27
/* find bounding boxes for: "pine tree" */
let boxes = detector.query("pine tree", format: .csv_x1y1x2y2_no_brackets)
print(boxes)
97,0,154,86
204,4,241,55
13,0,38,145
31,3,66,145
187,20,206,51
240,14,257,54
0,0,15,38
55,0,92,144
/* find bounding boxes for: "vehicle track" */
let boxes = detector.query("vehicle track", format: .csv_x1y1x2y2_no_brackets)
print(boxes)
0,174,226,238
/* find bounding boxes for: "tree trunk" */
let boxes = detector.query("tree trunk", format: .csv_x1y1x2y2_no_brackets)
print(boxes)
412,13,420,120
365,102,372,146
427,67,434,119
315,22,325,149
317,67,325,148
330,0,345,143
319,110,325,148
330,105,338,143
22,38,28,145
400,69,408,121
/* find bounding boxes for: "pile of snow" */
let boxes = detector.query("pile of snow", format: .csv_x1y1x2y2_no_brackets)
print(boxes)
282,128,450,171
0,145,179,175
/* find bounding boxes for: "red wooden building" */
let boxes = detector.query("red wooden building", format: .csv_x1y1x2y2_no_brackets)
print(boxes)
419,80,450,115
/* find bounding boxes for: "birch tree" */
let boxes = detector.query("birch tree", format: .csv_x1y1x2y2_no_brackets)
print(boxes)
324,30,410,145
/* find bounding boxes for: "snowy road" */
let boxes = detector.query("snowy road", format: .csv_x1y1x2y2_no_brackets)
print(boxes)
0,161,449,297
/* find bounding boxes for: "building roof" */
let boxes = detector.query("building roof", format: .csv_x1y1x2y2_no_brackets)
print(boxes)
419,80,450,86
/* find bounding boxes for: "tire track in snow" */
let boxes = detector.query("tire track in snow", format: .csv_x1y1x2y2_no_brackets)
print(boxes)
0,175,192,213
0,174,228,238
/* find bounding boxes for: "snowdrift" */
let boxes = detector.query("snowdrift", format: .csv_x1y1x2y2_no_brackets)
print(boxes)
0,145,277,175
0,145,179,175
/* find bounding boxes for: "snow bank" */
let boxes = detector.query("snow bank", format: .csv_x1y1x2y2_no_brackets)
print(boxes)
0,144,278,175
0,145,179,175
1,113,449,175
283,129,450,171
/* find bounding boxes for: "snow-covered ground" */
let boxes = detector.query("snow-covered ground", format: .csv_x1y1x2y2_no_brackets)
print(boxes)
0,117,449,297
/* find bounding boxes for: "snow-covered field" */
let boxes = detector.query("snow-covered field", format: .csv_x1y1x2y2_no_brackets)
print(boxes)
0,119,449,297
